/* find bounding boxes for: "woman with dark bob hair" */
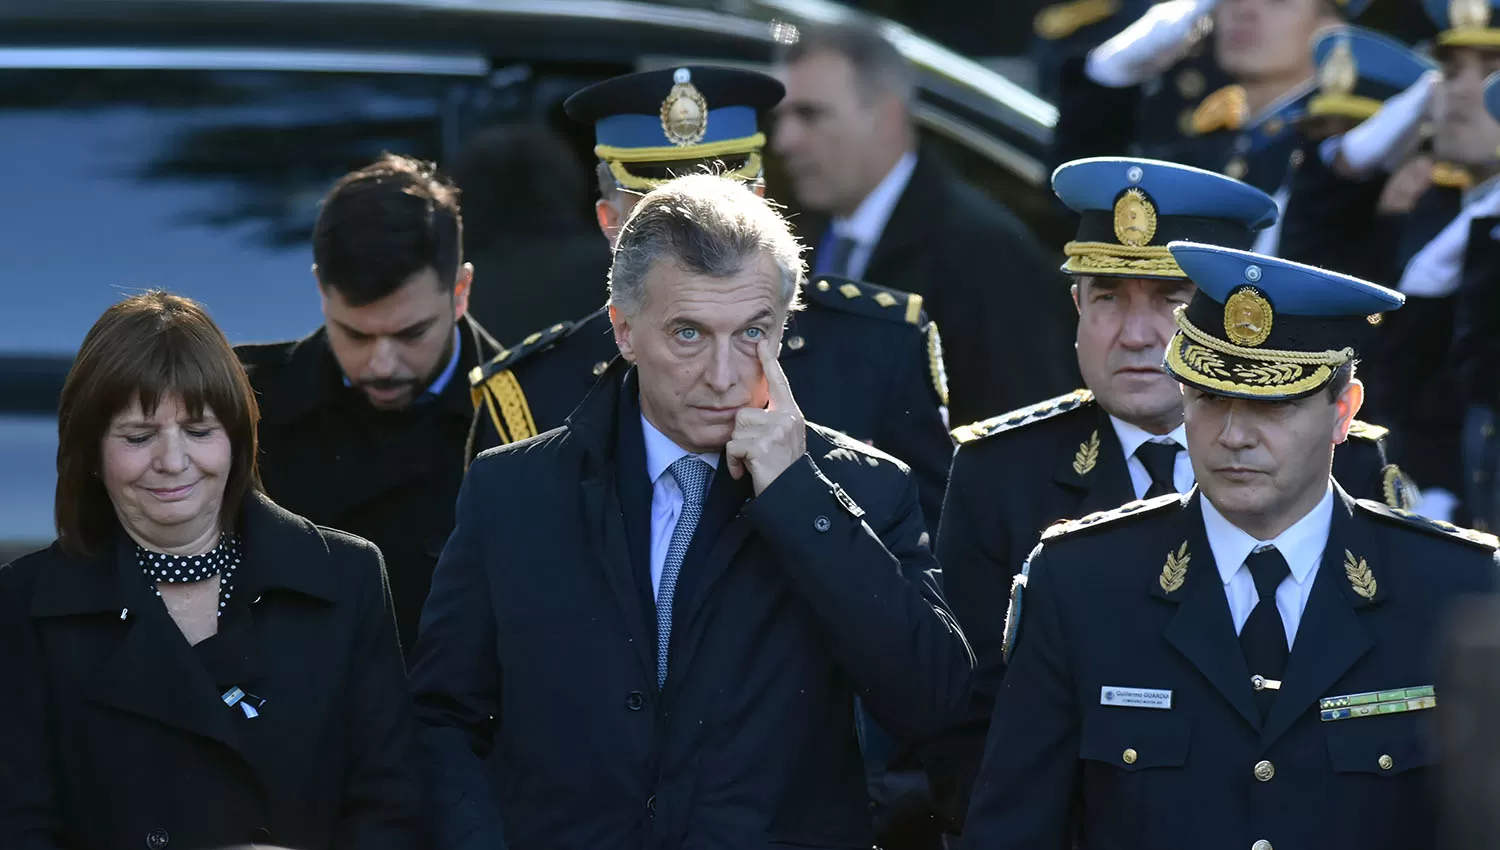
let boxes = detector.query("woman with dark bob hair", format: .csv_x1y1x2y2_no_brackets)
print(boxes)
0,292,425,850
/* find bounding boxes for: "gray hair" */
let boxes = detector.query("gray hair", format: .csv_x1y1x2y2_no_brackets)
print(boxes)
779,21,916,106
608,174,805,317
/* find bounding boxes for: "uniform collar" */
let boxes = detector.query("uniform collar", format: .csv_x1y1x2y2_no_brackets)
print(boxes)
1107,414,1187,460
832,150,919,247
1201,483,1334,588
640,410,720,486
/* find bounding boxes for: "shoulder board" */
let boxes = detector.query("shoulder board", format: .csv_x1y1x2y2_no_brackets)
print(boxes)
468,314,592,388
1034,0,1120,40
1041,493,1183,541
1040,493,1183,541
1346,419,1389,443
803,275,927,326
1354,500,1500,550
233,340,296,369
952,389,1095,444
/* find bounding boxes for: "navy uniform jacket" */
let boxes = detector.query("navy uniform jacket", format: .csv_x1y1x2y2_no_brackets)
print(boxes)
1278,141,1399,284
928,390,1412,824
1147,84,1310,197
1451,216,1500,408
410,362,972,850
468,275,954,532
1368,184,1467,497
964,488,1499,849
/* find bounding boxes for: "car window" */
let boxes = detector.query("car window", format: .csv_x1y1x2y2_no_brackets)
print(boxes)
0,67,517,358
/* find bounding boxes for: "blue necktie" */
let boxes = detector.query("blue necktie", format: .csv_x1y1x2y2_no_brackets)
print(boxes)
658,456,712,688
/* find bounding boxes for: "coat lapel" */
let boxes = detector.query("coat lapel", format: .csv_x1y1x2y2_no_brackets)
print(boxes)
1259,488,1377,749
1058,407,1136,517
1156,493,1262,732
863,153,942,288
572,364,656,684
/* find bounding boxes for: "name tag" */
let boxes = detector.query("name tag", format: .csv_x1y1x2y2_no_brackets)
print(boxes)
1101,686,1173,710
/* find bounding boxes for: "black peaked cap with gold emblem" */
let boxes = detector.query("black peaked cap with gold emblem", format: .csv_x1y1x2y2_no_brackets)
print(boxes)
564,66,784,193
1052,157,1279,280
1164,242,1405,400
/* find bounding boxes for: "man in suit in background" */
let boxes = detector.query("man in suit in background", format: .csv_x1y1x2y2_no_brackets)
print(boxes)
773,21,1080,427
412,174,972,850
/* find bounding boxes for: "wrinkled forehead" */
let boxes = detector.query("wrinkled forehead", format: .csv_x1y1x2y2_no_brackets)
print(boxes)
642,254,786,321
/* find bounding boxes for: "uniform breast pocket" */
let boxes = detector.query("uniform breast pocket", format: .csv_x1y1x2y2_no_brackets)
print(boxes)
1322,716,1437,844
1077,710,1192,849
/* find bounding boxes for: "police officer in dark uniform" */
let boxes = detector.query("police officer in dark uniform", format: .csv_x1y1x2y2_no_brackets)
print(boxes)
1035,0,1153,170
237,155,503,655
1279,26,1438,280
930,157,1410,836
467,67,953,533
965,240,1500,850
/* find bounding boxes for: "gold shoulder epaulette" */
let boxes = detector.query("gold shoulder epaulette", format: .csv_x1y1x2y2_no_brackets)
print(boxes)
952,389,1094,444
1191,84,1248,136
1354,500,1500,550
1034,0,1121,40
467,318,582,447
1346,419,1390,443
804,275,927,326
1040,493,1183,540
468,319,576,388
1431,161,1473,191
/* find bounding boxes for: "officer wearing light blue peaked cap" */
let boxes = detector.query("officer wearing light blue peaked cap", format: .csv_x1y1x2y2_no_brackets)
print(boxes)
1308,25,1440,122
1053,157,1279,280
1164,242,1405,400
1425,0,1500,48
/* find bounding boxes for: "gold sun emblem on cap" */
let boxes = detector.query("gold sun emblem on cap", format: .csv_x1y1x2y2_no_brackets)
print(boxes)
1113,188,1158,248
1452,0,1492,30
1319,36,1358,97
1224,287,1273,347
660,68,709,147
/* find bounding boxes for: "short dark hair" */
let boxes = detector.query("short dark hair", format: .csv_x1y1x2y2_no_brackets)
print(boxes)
779,21,916,105
455,124,590,249
1326,361,1357,402
56,292,261,557
312,154,463,307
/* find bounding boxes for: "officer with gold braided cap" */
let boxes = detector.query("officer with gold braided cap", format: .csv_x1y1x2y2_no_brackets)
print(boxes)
929,157,1409,839
964,242,1499,850
466,68,952,538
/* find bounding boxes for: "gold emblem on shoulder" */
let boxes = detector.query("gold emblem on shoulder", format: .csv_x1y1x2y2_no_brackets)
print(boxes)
1344,550,1377,599
1113,188,1157,248
1159,542,1190,593
660,68,709,147
1451,0,1492,30
1320,36,1358,97
1073,429,1100,475
1224,286,1274,347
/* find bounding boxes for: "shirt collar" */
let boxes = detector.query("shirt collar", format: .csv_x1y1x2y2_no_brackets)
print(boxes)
1108,414,1187,460
832,150,918,246
1202,484,1334,587
641,410,721,485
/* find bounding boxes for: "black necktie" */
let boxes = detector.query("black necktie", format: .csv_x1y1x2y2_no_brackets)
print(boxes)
821,233,859,278
1241,547,1291,718
1135,440,1180,498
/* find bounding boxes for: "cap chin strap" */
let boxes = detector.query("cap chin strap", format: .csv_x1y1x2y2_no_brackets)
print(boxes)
1062,241,1185,277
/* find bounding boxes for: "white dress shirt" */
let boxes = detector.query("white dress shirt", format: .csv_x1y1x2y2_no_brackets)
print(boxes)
1201,485,1334,648
1108,416,1193,500
829,151,918,280
642,413,720,598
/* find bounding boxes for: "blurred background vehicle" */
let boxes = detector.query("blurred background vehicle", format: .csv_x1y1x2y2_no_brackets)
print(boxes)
0,0,1061,561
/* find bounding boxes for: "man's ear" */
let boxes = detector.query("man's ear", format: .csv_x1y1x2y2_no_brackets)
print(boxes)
1332,378,1366,444
453,263,474,320
609,304,635,363
1071,282,1082,315
596,198,624,248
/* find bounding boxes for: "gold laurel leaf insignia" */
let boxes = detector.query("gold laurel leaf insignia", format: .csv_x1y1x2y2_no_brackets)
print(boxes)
1073,429,1100,476
1160,542,1190,593
1230,362,1304,385
1344,550,1377,600
1183,344,1232,378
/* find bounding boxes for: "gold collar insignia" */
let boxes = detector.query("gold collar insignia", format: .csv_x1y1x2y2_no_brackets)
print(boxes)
1159,542,1190,593
1344,550,1377,599
1073,429,1100,475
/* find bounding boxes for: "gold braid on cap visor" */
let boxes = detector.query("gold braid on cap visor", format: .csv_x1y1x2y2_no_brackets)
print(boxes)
598,134,766,192
1062,242,1185,277
1166,305,1354,397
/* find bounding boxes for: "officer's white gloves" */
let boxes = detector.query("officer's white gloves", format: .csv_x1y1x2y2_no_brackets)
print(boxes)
1330,71,1440,177
1398,181,1500,298
1086,0,1219,88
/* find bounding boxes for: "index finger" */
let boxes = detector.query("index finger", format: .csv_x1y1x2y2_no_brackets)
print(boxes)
759,338,795,411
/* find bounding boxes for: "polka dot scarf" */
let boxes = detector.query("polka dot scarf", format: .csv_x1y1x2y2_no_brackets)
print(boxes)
136,533,242,617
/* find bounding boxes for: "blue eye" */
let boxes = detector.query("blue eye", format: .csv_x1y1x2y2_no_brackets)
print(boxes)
744,327,764,339
676,327,699,341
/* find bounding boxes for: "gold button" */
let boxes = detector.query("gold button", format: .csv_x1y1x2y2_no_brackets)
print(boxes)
816,280,831,291
1252,841,1273,850
592,361,608,376
787,335,805,350
1378,754,1393,770
1225,157,1248,180
1122,748,1138,765
1253,759,1275,782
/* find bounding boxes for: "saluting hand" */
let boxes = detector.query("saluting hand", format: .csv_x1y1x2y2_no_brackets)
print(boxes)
727,340,807,496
